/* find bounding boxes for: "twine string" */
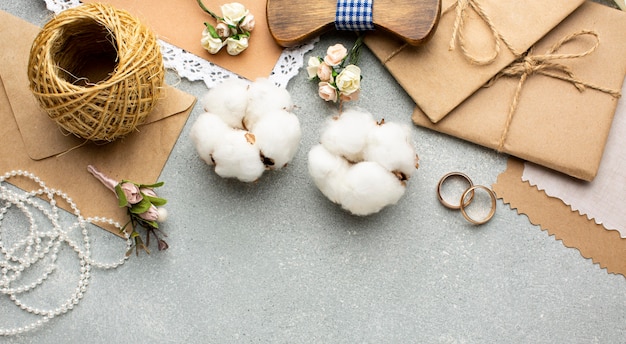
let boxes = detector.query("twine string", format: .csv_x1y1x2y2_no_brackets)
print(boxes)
383,0,518,66
491,30,622,152
448,0,519,65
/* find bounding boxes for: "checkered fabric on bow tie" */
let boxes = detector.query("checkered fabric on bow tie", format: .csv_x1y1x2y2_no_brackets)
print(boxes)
335,0,375,31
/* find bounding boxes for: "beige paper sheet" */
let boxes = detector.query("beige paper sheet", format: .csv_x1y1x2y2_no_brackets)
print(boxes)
0,10,196,236
81,0,283,81
412,1,626,181
364,0,585,123
493,159,626,277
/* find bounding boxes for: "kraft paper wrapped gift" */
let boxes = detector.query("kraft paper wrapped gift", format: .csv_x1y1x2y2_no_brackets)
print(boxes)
412,1,626,181
364,0,585,123
0,10,196,236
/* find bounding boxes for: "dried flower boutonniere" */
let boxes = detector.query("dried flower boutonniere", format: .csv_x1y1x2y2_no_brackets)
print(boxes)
87,165,169,256
306,36,364,108
197,0,254,56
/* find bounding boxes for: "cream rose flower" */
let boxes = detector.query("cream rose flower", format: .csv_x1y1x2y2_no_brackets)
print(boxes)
318,82,338,102
317,62,333,82
221,2,249,27
225,36,249,55
201,27,224,54
324,44,348,66
239,13,255,32
306,57,321,79
335,64,361,96
215,22,231,39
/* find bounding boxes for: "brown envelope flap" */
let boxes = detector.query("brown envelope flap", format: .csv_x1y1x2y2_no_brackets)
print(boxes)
0,9,194,161
365,0,585,123
412,1,626,181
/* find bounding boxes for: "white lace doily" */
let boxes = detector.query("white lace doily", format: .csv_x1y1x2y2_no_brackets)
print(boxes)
43,0,316,89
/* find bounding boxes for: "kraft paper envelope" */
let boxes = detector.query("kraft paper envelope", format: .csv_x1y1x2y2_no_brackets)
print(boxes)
364,0,585,123
412,1,626,181
82,0,283,81
0,10,196,236
493,159,626,277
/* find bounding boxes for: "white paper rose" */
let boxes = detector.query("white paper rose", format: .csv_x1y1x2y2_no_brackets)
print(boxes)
201,26,224,54
335,65,361,96
307,57,322,79
220,2,249,27
225,36,249,56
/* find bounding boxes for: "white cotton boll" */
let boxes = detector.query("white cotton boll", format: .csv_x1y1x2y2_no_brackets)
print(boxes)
339,161,406,216
308,144,350,203
201,78,250,129
245,78,294,125
190,112,232,165
320,108,377,162
251,109,302,169
211,130,265,182
363,122,418,179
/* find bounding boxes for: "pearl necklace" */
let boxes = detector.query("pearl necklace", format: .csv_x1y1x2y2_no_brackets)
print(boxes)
0,170,131,336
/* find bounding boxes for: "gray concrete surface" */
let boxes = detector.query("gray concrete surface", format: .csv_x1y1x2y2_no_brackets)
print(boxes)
1,1,624,343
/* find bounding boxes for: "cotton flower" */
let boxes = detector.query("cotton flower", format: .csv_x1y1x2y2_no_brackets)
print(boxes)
201,78,249,129
190,112,233,164
250,109,302,169
190,78,301,182
308,144,350,203
308,108,419,215
320,108,376,162
211,129,266,182
340,162,406,216
245,78,294,128
363,121,419,179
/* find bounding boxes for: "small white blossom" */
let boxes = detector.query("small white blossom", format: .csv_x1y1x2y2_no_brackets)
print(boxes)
225,36,249,56
201,27,224,54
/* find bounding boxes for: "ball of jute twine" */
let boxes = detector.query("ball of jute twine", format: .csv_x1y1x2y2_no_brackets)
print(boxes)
27,3,165,142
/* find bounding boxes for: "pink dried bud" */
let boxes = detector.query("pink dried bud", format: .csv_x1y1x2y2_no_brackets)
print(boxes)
121,182,143,205
87,165,117,193
139,204,159,221
158,239,169,251
140,188,158,198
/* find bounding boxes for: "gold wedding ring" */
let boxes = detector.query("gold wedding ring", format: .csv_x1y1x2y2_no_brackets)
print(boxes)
437,172,497,225
459,185,497,225
437,172,474,209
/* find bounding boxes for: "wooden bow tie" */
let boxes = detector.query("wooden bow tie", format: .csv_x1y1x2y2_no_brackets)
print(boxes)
267,0,441,47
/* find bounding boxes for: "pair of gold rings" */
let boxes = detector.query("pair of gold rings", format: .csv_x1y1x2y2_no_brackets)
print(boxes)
437,172,497,225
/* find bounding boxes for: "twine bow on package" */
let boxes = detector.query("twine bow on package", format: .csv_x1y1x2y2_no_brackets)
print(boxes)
366,0,626,181
364,0,586,123
412,2,626,181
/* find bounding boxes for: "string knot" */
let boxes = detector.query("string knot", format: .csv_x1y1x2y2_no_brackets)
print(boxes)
491,30,621,152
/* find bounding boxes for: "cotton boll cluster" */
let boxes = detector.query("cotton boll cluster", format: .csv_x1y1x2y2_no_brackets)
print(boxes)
190,78,301,182
308,109,419,216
